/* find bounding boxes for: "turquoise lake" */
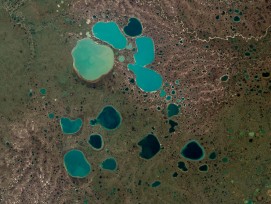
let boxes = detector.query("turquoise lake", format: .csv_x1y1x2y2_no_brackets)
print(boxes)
128,64,163,92
39,88,46,95
100,157,117,171
71,38,114,82
127,35,163,92
63,149,91,178
134,36,155,66
159,89,166,97
92,21,127,50
167,103,180,117
60,117,83,134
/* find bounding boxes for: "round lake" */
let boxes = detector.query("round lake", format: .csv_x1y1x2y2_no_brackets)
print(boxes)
64,149,91,178
100,157,117,171
72,38,114,82
88,134,104,151
180,140,205,161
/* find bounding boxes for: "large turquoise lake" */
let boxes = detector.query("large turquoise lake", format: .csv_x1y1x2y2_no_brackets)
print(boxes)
128,64,163,92
63,149,91,178
100,157,117,171
60,117,83,135
71,38,114,82
92,21,127,50
134,37,155,66
128,35,163,92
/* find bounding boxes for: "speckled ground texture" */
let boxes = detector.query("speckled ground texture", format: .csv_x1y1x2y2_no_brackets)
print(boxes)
1,0,271,203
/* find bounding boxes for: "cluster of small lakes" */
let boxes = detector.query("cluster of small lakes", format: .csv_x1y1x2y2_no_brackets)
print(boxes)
71,17,162,92
61,18,220,185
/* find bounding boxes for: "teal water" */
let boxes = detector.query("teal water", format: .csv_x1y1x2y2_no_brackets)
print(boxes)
166,95,172,101
48,112,54,119
222,157,229,163
126,43,133,50
134,36,154,66
63,149,91,178
39,88,46,95
118,55,125,62
151,181,161,187
159,89,166,97
167,103,180,117
92,21,127,50
89,119,97,126
90,105,122,130
71,38,114,82
88,134,103,150
100,157,117,171
180,140,205,161
60,117,83,134
128,64,163,92
220,75,229,82
138,134,160,159
209,151,217,160
123,18,143,37
233,16,241,22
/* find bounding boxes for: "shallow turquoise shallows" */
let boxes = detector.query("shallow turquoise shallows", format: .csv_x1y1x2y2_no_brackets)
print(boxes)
128,64,163,92
71,38,114,82
64,149,91,178
100,157,117,171
92,21,127,50
60,117,83,134
159,89,166,97
134,36,155,66
118,55,125,62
